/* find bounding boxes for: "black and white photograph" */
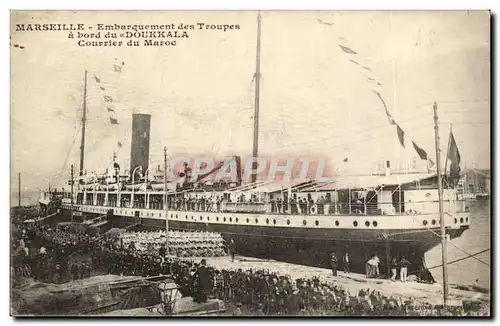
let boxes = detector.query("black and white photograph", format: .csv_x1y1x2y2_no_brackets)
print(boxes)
9,10,491,317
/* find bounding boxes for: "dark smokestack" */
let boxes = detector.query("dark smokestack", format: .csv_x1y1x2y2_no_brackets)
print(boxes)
130,114,151,181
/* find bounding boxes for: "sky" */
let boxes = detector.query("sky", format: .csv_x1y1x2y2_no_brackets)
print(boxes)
10,10,490,193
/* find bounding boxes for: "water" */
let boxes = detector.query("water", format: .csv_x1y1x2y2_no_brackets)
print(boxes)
425,201,490,290
10,191,40,207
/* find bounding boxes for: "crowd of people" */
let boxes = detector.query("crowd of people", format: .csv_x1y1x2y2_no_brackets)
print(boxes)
11,221,482,316
162,192,364,216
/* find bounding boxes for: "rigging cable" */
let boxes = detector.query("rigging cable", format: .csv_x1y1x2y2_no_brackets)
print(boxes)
409,214,490,267
51,123,82,187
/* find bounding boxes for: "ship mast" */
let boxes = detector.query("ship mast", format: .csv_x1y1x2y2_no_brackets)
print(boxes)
79,70,88,177
251,12,262,184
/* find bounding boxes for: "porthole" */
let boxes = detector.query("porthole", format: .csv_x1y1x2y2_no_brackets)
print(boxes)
266,218,270,224
186,215,188,220
315,220,319,226
287,220,290,225
335,221,339,227
171,213,173,218
236,218,239,223
373,221,378,227
176,214,178,219
255,218,259,224
460,218,464,223
246,218,250,223
191,216,194,220
431,220,436,225
200,216,203,221
303,220,307,226
230,217,233,222
423,220,428,226
365,221,370,227
224,217,227,222
216,216,219,221
353,221,358,227
466,217,469,222
454,218,457,224
207,216,210,221
273,219,276,225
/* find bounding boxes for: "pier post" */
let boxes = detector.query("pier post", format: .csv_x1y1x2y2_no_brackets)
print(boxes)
433,101,448,307
18,172,21,207
70,164,74,223
164,146,170,256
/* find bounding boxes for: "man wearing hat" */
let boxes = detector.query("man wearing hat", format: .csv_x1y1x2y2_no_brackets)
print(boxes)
233,302,243,316
330,253,338,277
196,259,210,303
228,239,236,262
343,252,351,274
35,246,48,282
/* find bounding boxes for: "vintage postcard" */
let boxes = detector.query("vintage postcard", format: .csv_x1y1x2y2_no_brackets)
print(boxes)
10,10,491,317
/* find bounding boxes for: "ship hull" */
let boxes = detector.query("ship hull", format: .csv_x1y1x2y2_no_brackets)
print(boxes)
58,206,468,278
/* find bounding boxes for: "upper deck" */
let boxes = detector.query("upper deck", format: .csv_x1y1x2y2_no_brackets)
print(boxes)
62,173,468,218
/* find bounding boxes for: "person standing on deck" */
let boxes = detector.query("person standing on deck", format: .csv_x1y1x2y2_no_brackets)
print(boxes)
330,253,338,276
400,256,410,282
277,198,282,214
343,252,351,273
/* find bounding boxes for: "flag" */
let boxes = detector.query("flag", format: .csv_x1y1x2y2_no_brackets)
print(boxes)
109,117,119,125
349,59,361,66
94,75,101,83
338,44,358,55
100,86,106,91
361,65,372,72
447,131,461,165
343,158,349,162
107,107,114,112
396,124,405,148
104,95,113,103
113,64,123,73
412,141,428,160
117,141,122,148
372,90,396,125
447,131,461,181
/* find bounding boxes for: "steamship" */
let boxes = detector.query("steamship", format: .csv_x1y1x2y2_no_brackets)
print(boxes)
44,13,470,276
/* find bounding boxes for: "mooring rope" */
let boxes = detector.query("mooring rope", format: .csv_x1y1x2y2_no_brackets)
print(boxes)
426,248,490,270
